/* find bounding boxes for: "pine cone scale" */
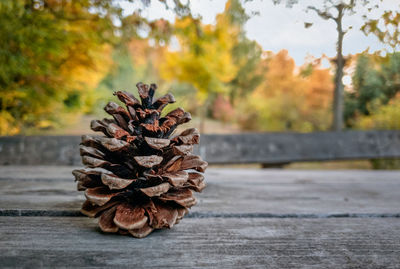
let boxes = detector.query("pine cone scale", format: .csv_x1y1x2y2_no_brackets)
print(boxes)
84,186,118,206
140,182,170,197
150,204,179,229
101,173,135,190
81,200,119,218
134,155,163,168
162,171,189,187
113,203,148,230
128,223,154,238
99,206,119,233
144,137,170,149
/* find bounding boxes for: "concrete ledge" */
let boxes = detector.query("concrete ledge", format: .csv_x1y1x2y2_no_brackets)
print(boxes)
0,130,399,165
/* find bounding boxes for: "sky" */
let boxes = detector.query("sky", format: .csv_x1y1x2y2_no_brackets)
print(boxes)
120,0,399,65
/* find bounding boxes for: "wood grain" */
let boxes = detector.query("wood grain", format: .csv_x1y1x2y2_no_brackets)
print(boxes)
1,166,399,268
1,166,399,215
1,217,399,268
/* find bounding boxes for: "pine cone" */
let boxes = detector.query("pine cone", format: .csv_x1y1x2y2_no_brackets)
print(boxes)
72,82,207,238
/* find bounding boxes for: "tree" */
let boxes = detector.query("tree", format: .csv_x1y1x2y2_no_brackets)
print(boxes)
161,0,266,131
160,14,238,132
224,0,264,105
0,0,190,135
273,0,378,131
344,6,400,127
362,10,400,52
238,50,334,132
248,50,308,131
345,52,400,127
355,97,400,169
0,0,117,134
302,65,334,130
306,1,370,131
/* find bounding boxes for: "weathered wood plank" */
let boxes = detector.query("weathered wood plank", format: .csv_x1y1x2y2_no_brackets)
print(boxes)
1,166,399,214
1,217,399,268
1,131,399,165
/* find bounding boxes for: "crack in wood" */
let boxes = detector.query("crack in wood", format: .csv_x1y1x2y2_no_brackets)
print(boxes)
1,209,399,218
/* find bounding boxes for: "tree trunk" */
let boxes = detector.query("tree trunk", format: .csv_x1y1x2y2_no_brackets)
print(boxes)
333,5,345,131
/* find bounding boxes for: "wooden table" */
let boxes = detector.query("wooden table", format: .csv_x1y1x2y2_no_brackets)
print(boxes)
1,166,399,268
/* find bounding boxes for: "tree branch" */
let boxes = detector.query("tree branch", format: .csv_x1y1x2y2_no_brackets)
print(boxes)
307,6,335,21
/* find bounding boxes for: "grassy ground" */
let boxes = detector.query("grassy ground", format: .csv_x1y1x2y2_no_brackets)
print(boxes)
285,160,373,170
209,160,373,170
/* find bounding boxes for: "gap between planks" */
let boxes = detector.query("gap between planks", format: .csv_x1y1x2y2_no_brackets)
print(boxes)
0,209,400,218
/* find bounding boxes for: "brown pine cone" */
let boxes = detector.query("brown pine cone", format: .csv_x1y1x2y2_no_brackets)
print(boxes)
72,82,207,238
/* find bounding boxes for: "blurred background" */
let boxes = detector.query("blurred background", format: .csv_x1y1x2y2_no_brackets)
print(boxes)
0,0,399,169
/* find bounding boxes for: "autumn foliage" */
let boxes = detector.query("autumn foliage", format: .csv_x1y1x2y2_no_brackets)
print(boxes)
0,0,398,136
